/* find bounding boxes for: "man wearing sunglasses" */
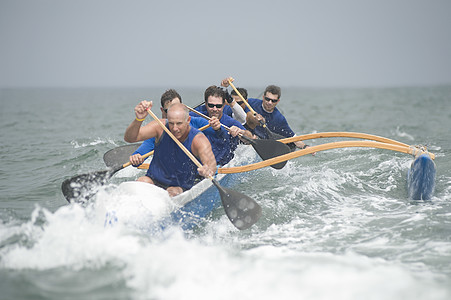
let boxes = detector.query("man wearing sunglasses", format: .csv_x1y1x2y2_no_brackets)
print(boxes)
247,85,308,150
192,85,253,166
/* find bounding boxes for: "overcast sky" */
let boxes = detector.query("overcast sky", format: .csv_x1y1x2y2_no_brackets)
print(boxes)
1,0,451,88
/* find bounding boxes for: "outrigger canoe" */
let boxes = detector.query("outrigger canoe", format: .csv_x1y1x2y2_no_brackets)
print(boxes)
64,132,437,233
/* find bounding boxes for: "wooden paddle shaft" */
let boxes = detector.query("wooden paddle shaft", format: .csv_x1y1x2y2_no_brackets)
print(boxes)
121,150,154,168
278,132,410,147
217,141,435,174
227,79,257,115
185,105,233,131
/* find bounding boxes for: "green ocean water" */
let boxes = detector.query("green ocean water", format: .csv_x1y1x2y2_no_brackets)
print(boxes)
0,86,450,299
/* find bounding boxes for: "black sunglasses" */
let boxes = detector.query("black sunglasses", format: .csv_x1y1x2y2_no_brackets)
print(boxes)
207,103,223,108
264,96,279,103
236,101,244,105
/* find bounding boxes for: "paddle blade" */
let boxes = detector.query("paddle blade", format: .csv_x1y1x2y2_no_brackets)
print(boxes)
251,139,291,169
61,168,117,203
266,130,285,140
103,143,141,168
212,179,262,230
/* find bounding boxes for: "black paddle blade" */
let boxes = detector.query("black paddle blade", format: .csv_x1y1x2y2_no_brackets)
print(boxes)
61,168,117,203
266,129,286,140
259,121,285,140
251,139,291,170
103,143,141,168
212,179,262,230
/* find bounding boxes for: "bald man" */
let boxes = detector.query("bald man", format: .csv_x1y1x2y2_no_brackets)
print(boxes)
124,101,217,196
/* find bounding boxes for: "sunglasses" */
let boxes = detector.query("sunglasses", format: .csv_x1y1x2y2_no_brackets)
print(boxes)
236,101,244,105
207,103,223,108
264,96,279,103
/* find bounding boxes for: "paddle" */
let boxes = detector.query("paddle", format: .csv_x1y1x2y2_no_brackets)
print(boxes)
103,143,142,168
146,106,262,230
186,105,291,169
227,79,287,141
61,151,154,203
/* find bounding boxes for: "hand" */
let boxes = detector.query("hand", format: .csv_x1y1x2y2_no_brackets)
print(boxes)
228,126,243,137
135,100,153,120
198,164,215,178
209,116,221,131
220,77,234,87
297,143,316,156
245,112,262,129
255,114,265,123
129,153,144,166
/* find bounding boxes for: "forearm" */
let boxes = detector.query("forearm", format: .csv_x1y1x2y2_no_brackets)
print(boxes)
230,103,246,124
199,147,217,176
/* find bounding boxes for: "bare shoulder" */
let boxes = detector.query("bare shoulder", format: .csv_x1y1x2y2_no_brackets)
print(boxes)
192,131,209,145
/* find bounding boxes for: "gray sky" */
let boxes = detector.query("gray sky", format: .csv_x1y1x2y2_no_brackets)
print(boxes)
1,0,451,88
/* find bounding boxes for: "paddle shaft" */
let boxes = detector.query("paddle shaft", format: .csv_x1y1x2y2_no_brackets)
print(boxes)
186,105,232,131
186,104,258,142
121,149,154,169
228,79,256,114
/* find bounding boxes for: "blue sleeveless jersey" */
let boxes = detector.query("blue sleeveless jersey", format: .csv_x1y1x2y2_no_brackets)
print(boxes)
147,124,202,190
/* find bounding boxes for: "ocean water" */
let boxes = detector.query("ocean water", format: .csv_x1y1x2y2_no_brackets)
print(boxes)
0,86,450,299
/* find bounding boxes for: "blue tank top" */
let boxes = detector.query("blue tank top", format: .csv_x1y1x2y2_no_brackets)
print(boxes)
147,123,202,190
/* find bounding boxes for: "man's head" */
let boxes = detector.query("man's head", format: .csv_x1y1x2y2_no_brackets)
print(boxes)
262,85,281,113
231,87,248,109
166,103,191,141
161,89,182,118
204,85,225,119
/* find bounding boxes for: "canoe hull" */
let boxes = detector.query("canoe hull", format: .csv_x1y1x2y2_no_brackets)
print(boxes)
407,154,436,200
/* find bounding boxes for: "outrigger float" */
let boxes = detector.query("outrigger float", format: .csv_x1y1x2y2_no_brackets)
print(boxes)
62,131,436,231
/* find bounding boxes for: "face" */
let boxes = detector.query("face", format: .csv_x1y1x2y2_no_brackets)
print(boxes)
262,92,279,112
232,95,245,108
161,97,181,118
167,109,190,140
205,95,224,119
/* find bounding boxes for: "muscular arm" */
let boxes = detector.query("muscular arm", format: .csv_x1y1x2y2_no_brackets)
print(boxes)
191,133,217,178
124,120,163,143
